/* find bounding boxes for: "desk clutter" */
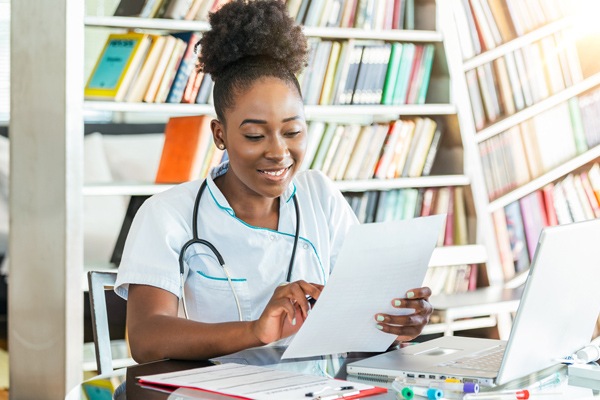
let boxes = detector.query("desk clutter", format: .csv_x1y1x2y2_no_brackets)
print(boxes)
136,362,386,399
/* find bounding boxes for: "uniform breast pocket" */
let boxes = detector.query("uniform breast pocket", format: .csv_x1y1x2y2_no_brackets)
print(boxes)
187,253,251,323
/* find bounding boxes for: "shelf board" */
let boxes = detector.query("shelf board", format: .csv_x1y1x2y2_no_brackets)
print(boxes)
82,245,487,291
462,17,573,72
83,175,470,196
83,101,457,117
84,16,442,42
335,175,470,192
429,245,488,267
475,71,600,144
487,144,600,212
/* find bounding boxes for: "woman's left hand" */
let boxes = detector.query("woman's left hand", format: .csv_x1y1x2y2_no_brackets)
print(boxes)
374,286,433,342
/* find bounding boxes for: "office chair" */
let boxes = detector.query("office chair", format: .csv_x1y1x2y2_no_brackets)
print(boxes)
87,270,134,375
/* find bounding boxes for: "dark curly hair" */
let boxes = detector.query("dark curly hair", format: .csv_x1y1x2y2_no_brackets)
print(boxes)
196,0,308,123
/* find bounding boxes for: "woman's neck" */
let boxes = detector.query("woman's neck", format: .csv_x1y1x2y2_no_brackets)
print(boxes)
214,173,280,230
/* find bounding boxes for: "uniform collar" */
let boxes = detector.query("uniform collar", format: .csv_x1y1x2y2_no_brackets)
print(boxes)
206,161,297,216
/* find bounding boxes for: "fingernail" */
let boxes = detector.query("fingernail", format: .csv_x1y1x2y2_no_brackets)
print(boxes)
376,324,383,330
376,315,385,322
394,300,401,307
292,317,296,326
406,291,415,299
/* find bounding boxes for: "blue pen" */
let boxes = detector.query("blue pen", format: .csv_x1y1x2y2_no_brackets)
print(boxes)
410,386,443,399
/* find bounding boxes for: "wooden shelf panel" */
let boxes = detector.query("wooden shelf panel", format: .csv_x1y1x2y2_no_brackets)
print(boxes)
84,16,443,42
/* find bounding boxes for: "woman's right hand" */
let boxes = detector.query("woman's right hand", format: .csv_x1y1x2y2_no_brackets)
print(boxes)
251,280,323,344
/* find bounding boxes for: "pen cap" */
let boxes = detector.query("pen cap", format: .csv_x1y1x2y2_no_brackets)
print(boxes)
463,382,479,393
576,343,600,363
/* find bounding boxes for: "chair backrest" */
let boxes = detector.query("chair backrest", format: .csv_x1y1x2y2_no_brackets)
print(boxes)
87,270,120,375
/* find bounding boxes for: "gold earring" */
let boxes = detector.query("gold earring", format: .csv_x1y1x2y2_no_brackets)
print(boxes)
218,144,225,150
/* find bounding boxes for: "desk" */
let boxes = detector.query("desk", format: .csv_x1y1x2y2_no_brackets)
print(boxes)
67,353,600,400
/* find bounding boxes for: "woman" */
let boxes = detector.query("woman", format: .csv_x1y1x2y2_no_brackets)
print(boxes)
115,0,433,363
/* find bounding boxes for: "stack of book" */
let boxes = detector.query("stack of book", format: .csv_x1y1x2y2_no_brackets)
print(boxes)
300,39,434,105
492,162,600,279
112,0,417,30
302,117,442,180
85,33,435,106
454,0,570,59
466,31,582,129
479,87,600,200
287,0,416,30
85,32,213,104
343,185,469,246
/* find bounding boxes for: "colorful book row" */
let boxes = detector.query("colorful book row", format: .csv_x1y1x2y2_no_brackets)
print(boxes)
85,32,214,104
343,186,470,247
302,117,442,181
112,0,418,31
299,40,435,105
454,0,570,59
492,162,600,279
424,264,478,296
113,0,227,20
479,87,600,200
287,0,416,30
466,31,583,130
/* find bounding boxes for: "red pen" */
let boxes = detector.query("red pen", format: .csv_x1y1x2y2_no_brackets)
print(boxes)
463,389,530,399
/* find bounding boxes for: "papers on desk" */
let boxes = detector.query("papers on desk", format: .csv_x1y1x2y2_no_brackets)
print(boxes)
283,215,445,359
137,362,386,399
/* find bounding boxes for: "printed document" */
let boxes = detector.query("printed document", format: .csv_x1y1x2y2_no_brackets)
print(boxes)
282,215,445,359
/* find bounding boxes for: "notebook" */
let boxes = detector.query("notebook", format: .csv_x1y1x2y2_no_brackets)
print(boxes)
347,218,600,386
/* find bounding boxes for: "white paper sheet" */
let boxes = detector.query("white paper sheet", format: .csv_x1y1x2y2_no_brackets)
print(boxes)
138,363,377,399
282,215,445,359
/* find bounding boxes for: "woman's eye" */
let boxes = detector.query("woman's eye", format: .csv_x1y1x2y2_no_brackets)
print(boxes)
245,135,263,141
285,131,301,137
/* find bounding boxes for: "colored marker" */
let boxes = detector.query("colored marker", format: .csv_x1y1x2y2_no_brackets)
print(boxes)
463,389,530,399
411,386,443,399
394,377,479,393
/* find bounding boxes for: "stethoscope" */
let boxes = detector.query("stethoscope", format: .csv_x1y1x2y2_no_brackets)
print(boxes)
178,179,301,321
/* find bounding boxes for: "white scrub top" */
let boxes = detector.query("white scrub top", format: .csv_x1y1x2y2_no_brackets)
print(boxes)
114,162,358,323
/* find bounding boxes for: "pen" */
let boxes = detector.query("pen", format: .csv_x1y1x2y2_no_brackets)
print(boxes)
305,386,355,397
463,389,530,399
394,377,479,393
527,372,562,391
314,390,360,400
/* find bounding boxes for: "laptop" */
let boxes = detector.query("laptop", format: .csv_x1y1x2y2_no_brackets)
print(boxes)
347,218,600,386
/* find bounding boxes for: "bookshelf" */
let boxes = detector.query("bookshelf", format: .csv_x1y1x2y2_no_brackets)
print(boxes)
79,0,510,341
439,0,600,287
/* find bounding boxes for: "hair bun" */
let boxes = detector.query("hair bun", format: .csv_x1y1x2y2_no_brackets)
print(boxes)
198,0,308,79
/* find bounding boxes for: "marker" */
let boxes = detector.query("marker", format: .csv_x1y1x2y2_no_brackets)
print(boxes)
394,377,479,393
411,386,443,399
396,386,414,400
305,386,354,397
463,389,530,399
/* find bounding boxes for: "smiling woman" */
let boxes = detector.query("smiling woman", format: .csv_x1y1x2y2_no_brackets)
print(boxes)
113,0,433,364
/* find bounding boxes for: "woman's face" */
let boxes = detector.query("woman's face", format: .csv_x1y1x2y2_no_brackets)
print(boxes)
213,77,307,199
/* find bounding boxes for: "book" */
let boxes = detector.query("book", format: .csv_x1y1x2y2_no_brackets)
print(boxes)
504,201,530,272
85,33,151,101
125,35,166,103
580,171,600,218
110,195,151,267
344,125,374,180
162,0,194,19
492,208,516,279
301,121,326,170
407,117,437,177
195,72,213,104
143,35,178,103
541,184,559,226
166,32,201,104
381,43,403,105
155,115,213,183
391,43,416,105
318,41,342,105
154,37,187,103
310,123,338,171
113,0,148,16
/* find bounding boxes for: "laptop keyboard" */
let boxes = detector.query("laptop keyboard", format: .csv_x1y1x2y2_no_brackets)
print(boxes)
437,346,505,372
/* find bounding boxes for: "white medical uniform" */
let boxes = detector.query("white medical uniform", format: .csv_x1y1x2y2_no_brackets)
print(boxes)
114,162,358,323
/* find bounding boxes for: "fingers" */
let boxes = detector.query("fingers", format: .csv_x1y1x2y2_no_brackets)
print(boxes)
373,286,434,341
275,280,323,319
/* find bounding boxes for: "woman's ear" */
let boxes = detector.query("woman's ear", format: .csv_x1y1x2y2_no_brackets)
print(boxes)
211,119,226,150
